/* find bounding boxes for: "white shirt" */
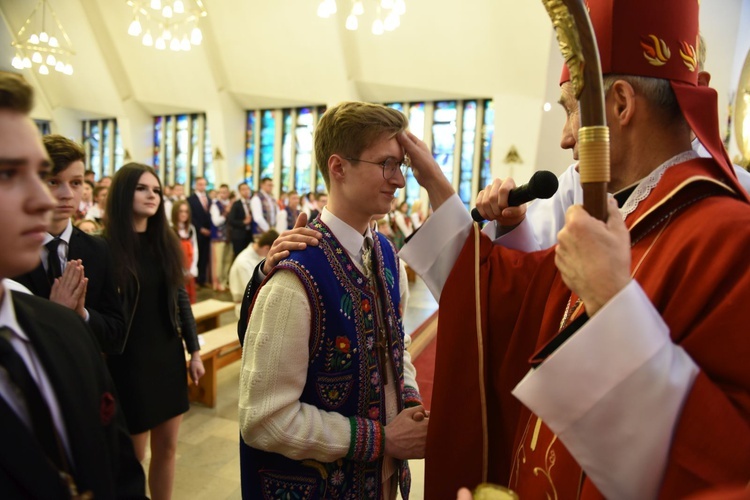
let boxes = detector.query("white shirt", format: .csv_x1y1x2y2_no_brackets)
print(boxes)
250,192,278,232
239,207,415,466
399,193,698,500
229,245,264,304
0,289,72,461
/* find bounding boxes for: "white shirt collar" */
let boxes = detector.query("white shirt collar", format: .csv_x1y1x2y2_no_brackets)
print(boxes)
320,207,374,258
0,286,27,341
44,219,73,246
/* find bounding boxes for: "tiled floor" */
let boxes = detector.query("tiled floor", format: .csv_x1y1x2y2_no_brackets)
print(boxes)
141,277,438,499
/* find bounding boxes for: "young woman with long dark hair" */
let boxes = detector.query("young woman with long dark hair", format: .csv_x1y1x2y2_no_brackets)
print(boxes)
104,163,204,499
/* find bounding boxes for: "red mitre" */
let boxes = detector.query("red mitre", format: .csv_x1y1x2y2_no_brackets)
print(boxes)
560,0,747,200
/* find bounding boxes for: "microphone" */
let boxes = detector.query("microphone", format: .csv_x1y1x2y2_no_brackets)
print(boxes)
471,170,559,222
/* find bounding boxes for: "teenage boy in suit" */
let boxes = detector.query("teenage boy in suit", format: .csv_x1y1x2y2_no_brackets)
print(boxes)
0,71,145,498
13,135,126,354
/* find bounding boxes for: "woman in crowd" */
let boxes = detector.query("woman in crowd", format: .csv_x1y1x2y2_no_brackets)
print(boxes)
104,163,204,500
171,200,199,303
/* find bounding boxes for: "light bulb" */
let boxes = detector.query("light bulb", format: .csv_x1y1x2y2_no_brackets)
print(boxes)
49,36,59,47
32,51,43,64
317,1,331,18
180,36,191,51
64,64,73,75
150,0,161,9
173,0,185,13
162,6,173,18
128,19,142,36
39,31,49,43
372,19,384,35
29,34,40,44
381,0,394,9
327,0,337,14
162,29,172,40
55,61,65,72
394,0,406,15
142,31,154,46
39,64,49,75
46,54,56,66
352,1,364,15
11,56,23,69
190,27,202,45
345,14,358,30
169,38,181,51
384,13,398,31
155,38,166,50
23,57,32,68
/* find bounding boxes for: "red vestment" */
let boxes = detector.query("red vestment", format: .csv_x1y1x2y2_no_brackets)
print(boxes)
426,158,750,498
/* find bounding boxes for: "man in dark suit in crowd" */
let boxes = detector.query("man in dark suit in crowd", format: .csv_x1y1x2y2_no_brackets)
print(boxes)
13,135,126,354
187,176,212,287
227,182,256,258
0,72,145,498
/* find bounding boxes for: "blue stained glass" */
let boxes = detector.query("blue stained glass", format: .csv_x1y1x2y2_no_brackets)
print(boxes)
245,111,256,185
174,114,188,188
386,102,404,112
432,101,457,184
404,103,425,206
281,110,293,192
89,122,101,179
102,121,111,176
153,116,162,174
259,110,276,186
459,101,478,210
114,122,124,171
480,100,495,189
203,123,213,189
296,108,314,195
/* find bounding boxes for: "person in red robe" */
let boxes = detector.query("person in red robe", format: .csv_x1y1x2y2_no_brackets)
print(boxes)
398,0,750,497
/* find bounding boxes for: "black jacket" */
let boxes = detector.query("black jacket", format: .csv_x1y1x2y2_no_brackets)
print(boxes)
120,269,200,354
13,227,127,354
0,292,146,498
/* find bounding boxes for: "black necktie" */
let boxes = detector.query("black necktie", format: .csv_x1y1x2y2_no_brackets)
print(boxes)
46,238,63,283
0,327,65,470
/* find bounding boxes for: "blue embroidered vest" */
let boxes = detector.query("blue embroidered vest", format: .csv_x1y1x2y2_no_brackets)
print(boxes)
240,218,412,499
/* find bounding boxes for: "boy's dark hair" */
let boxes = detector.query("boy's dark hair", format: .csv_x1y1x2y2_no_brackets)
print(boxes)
0,72,34,113
43,134,86,175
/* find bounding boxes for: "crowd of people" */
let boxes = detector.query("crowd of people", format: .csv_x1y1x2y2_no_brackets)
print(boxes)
1,0,749,497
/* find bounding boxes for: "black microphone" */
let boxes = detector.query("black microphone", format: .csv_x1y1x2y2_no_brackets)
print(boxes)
471,170,559,222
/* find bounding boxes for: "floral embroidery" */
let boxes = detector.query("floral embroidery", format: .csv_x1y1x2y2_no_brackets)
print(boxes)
335,336,350,354
330,469,345,486
362,298,371,313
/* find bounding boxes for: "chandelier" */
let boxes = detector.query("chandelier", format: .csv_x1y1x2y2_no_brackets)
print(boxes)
125,0,207,51
10,0,75,76
317,0,406,35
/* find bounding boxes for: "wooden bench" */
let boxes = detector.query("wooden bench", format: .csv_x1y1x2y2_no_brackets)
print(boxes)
186,323,241,408
191,299,235,333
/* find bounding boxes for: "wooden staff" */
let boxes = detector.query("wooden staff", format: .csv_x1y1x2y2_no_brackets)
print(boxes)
543,0,610,221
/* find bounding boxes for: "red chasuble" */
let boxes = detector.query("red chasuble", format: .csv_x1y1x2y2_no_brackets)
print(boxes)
425,158,750,499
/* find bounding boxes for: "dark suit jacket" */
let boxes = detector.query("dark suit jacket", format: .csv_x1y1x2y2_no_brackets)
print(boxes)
13,227,126,354
0,292,145,499
187,193,212,233
238,260,266,346
227,199,255,251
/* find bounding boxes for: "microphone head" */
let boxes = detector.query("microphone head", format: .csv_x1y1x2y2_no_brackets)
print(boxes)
528,170,559,200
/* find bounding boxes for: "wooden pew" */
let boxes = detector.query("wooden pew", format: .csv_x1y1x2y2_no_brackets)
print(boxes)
186,323,241,407
191,298,235,333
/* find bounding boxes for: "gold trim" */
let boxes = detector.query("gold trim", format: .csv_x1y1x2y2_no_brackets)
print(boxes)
542,0,585,98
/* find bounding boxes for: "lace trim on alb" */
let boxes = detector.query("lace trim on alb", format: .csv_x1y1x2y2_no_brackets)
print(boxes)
619,150,699,219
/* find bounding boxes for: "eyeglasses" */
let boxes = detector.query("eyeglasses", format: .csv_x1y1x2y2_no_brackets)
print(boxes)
344,156,410,179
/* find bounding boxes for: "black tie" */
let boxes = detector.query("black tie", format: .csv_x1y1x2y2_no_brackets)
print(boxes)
0,327,65,470
46,238,63,283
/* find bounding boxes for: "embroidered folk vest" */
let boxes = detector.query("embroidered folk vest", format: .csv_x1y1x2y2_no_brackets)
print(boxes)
241,218,412,499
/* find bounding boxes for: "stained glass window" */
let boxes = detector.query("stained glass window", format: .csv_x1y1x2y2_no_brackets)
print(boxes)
259,110,276,182
458,101,478,209
102,121,111,176
88,122,101,179
281,109,293,192
296,107,314,195
36,120,51,136
480,100,495,190
403,103,425,206
114,121,124,171
432,101,457,187
152,113,211,191
244,111,256,185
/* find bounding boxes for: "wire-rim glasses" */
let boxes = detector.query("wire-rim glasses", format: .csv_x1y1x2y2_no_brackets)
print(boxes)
344,155,410,179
